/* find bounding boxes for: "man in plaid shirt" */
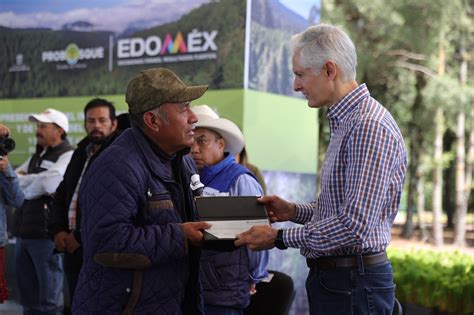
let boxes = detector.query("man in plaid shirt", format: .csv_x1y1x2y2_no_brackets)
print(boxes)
235,24,407,315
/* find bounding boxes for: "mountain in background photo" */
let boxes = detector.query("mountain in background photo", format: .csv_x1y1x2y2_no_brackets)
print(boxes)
248,0,320,96
0,0,208,34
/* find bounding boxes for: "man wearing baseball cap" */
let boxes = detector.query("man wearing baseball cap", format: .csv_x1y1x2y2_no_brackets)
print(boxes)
190,105,268,315
74,68,211,314
14,108,73,314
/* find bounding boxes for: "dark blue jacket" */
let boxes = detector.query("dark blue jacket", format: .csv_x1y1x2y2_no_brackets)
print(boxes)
73,127,203,314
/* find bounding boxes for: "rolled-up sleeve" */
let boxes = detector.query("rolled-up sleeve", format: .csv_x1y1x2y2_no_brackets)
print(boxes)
17,151,73,200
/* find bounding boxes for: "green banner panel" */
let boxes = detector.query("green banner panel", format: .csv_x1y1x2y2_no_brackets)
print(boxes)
243,89,319,174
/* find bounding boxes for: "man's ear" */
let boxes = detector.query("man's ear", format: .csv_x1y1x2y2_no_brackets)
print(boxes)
217,137,225,150
56,126,65,138
324,61,337,80
143,112,160,132
111,118,118,131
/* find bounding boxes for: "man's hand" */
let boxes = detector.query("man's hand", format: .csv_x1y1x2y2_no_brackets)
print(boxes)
258,195,296,222
0,122,10,173
64,232,81,254
234,225,277,251
181,221,212,246
53,231,68,252
0,124,10,137
0,155,9,172
249,283,257,295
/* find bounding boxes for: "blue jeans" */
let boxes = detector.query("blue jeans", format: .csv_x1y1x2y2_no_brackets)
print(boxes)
306,260,395,315
15,238,64,315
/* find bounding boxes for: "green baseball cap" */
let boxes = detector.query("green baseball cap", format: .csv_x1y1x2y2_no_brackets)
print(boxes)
126,68,208,114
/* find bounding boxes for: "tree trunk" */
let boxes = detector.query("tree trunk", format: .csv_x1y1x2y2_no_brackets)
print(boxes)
416,166,429,242
432,108,444,246
443,129,457,228
454,111,466,246
403,72,426,238
403,155,417,238
431,27,445,246
454,40,468,246
465,112,473,221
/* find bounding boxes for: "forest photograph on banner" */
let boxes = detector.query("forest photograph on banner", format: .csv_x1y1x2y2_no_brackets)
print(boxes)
0,0,246,98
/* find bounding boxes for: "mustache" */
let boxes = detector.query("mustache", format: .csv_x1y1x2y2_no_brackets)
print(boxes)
35,133,43,138
90,131,104,136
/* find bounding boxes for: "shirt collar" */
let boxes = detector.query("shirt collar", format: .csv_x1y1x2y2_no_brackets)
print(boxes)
327,84,370,131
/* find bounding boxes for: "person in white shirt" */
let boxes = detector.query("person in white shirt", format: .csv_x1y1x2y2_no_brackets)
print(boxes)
14,108,73,315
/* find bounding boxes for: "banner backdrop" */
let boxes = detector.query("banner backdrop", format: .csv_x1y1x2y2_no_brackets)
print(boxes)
1,0,248,165
1,0,245,99
0,0,321,175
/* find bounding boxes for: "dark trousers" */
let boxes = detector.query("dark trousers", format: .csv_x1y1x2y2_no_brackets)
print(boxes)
204,304,243,315
64,247,83,303
306,260,394,315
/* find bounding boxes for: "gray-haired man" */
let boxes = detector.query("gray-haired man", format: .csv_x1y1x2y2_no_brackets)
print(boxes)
235,24,407,315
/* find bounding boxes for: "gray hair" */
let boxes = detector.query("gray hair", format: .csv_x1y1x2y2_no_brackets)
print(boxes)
291,24,357,82
130,106,169,130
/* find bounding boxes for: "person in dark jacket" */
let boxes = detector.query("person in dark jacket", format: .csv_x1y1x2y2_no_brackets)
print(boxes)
15,108,73,315
48,98,119,304
73,68,211,314
116,112,131,131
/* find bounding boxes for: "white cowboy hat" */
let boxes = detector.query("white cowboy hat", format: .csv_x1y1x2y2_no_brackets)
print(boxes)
192,105,244,156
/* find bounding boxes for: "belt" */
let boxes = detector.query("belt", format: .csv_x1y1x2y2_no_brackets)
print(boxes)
306,251,388,270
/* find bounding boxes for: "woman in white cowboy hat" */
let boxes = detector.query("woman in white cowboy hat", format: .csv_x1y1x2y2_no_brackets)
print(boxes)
191,105,269,315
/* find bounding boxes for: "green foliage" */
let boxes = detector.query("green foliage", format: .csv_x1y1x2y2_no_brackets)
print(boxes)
322,0,474,125
388,248,474,313
322,1,474,232
423,76,474,123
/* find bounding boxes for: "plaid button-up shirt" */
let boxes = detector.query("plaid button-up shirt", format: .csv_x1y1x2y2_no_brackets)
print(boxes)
284,84,407,258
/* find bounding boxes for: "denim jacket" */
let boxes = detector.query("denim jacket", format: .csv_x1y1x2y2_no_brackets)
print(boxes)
0,164,24,246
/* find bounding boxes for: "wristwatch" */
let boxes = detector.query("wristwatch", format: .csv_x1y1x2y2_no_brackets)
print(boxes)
274,229,288,250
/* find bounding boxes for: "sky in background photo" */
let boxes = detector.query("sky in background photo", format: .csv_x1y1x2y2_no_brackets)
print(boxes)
0,0,319,34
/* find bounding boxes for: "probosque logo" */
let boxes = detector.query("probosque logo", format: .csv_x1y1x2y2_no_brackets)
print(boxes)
42,43,104,69
65,43,80,65
117,29,218,66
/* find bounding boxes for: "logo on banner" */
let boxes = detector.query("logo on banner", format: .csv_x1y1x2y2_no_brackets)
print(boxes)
65,43,80,65
116,29,218,66
42,43,105,70
9,53,31,72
